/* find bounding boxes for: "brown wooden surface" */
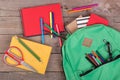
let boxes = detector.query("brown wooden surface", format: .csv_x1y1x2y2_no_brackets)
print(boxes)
0,0,120,80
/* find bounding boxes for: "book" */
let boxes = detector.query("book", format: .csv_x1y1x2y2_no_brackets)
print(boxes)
7,36,52,74
21,3,64,36
87,13,108,26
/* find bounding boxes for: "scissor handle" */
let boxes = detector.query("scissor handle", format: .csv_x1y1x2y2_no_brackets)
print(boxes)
3,46,24,66
3,54,18,66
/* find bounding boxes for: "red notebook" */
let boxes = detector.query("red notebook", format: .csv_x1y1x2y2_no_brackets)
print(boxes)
21,3,64,37
87,14,108,26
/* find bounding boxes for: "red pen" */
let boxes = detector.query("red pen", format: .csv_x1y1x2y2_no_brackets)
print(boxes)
56,24,62,47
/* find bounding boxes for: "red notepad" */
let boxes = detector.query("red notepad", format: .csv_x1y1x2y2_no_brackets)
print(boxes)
21,3,64,36
87,13,108,26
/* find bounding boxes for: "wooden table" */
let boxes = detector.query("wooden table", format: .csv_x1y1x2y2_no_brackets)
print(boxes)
0,0,120,80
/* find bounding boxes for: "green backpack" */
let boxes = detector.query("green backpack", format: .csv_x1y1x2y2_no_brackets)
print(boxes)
62,24,120,80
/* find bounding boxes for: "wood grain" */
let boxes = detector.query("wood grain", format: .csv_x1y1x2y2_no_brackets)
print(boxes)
0,72,65,80
0,0,62,10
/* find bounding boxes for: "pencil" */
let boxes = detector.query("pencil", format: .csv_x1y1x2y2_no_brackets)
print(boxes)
40,18,45,44
68,8,92,14
15,36,41,62
44,23,58,36
56,24,62,47
86,54,98,66
50,12,53,38
72,3,98,10
52,12,55,37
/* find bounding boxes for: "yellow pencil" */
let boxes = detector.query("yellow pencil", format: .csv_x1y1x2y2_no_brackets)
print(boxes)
50,12,53,38
68,8,92,14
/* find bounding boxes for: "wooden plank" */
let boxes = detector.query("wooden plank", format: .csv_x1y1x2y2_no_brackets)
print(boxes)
0,17,22,34
0,10,20,17
0,72,65,80
0,0,62,10
0,72,9,80
0,35,61,53
0,54,63,72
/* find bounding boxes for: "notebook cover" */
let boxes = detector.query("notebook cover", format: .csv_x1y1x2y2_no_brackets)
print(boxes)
87,13,109,26
21,3,64,36
7,36,52,74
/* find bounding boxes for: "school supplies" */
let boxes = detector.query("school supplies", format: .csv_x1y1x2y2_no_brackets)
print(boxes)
44,23,66,39
44,23,59,36
49,12,54,38
40,18,45,44
66,13,109,34
87,13,108,26
66,15,83,33
86,54,98,67
56,24,62,47
21,3,64,36
3,46,36,72
68,8,92,14
86,50,105,67
68,3,98,14
72,3,98,10
96,50,105,63
76,16,90,28
8,36,52,74
16,36,40,62
92,51,101,61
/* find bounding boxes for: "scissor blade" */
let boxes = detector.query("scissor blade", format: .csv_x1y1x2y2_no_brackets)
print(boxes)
21,61,37,72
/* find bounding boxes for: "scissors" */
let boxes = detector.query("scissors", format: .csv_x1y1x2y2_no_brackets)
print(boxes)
3,46,37,72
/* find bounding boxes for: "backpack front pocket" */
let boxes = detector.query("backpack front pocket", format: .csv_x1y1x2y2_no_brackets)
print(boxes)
78,58,120,80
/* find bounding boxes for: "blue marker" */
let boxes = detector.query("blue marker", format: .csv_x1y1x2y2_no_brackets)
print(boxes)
40,18,44,44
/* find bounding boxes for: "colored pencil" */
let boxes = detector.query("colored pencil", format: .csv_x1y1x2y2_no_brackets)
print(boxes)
86,54,98,66
56,24,62,47
72,3,98,10
15,36,41,62
68,8,92,14
52,12,55,37
50,12,53,38
40,18,44,44
44,23,58,36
